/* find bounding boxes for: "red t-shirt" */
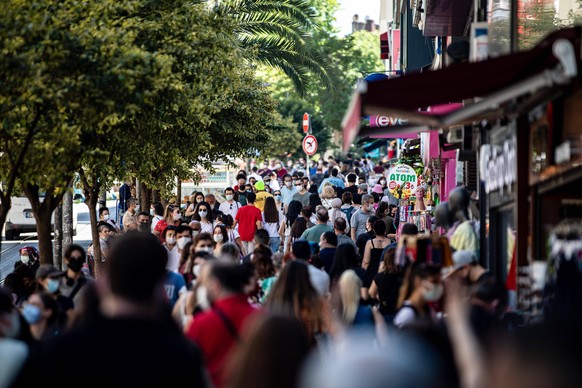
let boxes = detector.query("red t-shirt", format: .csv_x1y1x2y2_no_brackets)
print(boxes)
154,219,168,241
235,204,262,241
186,295,259,388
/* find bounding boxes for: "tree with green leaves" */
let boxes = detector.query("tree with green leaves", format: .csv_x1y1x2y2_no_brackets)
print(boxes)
263,29,384,157
75,0,282,272
216,0,332,96
1,0,172,264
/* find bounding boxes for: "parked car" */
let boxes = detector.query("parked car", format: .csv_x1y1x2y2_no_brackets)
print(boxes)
4,196,77,240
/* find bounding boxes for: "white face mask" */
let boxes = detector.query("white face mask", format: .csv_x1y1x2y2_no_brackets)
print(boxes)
213,234,223,243
20,255,30,265
196,285,211,311
135,205,140,211
285,181,292,187
166,237,176,245
177,236,192,250
225,194,234,201
192,264,202,277
198,211,208,218
103,214,110,221
192,230,200,237
422,282,444,302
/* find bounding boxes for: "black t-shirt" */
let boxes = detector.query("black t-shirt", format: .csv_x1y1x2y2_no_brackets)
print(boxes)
374,272,403,316
356,231,374,259
14,314,207,387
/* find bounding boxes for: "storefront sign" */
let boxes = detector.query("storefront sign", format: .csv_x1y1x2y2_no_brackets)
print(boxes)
479,136,516,195
368,115,408,127
387,164,418,199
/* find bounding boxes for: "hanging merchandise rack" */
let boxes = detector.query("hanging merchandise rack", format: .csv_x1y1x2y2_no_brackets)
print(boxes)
394,234,454,268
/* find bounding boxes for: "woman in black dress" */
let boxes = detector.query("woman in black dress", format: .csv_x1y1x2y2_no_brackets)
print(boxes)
368,246,404,323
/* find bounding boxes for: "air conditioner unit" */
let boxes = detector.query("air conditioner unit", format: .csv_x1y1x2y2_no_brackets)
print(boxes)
446,125,464,143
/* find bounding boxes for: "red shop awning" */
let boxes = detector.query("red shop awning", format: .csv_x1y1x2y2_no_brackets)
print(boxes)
341,27,582,151
423,0,473,37
361,27,581,126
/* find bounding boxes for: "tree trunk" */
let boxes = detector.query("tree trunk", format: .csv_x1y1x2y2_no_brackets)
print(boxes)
53,203,63,269
0,193,12,269
63,190,73,252
87,193,102,277
177,177,182,208
24,184,66,265
152,189,161,203
79,168,103,277
35,204,55,265
139,181,151,215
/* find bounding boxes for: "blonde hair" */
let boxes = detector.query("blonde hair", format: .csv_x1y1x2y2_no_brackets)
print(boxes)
321,185,335,199
339,270,362,326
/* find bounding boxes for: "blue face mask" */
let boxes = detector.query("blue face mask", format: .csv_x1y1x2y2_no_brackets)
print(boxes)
274,195,282,201
47,278,60,294
22,304,42,325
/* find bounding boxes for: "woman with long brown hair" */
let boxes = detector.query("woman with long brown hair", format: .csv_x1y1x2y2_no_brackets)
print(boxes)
262,196,281,253
226,314,310,388
393,261,443,329
265,261,330,347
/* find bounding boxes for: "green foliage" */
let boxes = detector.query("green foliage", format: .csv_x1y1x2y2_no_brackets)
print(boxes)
261,27,383,157
217,0,332,96
0,0,282,263
518,3,559,50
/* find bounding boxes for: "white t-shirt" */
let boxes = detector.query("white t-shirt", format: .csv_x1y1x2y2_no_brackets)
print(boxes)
307,264,330,296
164,244,181,273
227,228,240,243
200,220,214,234
393,305,417,329
219,201,241,220
262,213,280,238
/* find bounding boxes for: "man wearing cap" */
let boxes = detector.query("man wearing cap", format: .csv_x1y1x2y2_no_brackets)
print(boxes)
36,264,74,329
448,250,491,286
253,180,272,212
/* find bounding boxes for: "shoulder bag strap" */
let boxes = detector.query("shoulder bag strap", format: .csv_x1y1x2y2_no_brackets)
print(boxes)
214,307,240,341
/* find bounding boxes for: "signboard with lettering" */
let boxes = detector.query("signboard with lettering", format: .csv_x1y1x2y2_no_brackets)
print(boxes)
387,164,418,199
368,115,408,127
479,136,516,196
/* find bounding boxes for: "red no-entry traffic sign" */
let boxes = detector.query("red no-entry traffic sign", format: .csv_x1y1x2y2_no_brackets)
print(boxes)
302,135,318,156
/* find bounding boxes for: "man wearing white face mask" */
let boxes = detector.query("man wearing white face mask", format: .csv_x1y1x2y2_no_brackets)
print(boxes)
169,225,193,273
162,226,180,274
219,187,241,220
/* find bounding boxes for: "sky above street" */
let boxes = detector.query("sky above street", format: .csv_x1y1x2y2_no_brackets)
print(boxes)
334,0,380,36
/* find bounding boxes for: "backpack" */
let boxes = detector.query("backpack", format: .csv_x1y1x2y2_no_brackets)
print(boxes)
340,206,355,222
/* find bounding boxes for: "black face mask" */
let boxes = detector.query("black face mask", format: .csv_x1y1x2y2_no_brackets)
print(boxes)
138,223,149,232
67,259,83,272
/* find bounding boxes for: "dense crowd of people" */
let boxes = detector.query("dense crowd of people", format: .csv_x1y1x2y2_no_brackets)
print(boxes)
1,155,582,387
